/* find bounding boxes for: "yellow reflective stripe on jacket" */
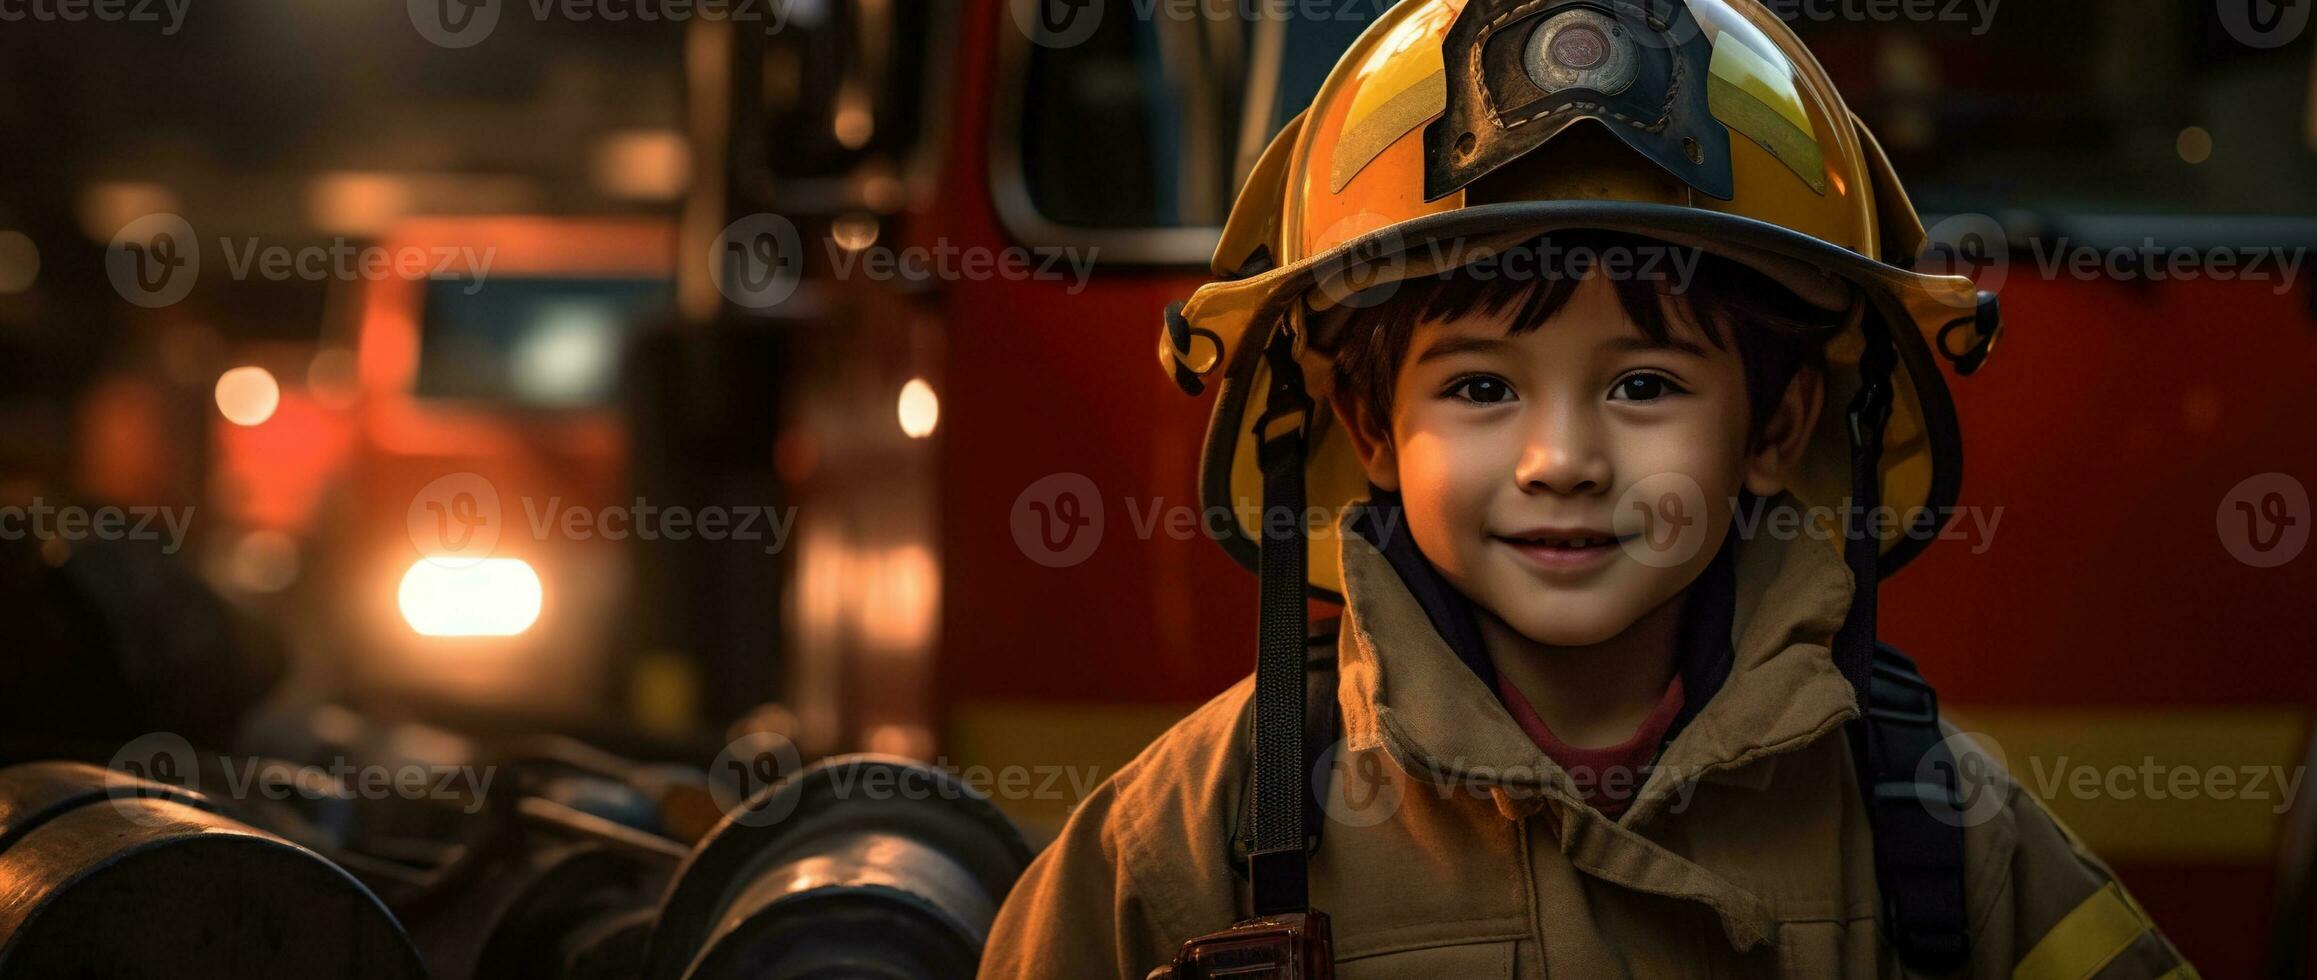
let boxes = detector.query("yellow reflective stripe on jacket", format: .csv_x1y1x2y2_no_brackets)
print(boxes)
2012,881,2153,980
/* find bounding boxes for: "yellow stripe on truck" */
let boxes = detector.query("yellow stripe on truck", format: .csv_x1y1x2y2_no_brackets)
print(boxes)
1949,706,2309,863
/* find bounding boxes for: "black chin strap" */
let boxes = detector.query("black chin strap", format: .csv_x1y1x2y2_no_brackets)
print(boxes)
1833,323,1894,705
1249,327,1313,918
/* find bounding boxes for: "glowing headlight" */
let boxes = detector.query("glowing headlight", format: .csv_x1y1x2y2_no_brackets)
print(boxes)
397,558,543,637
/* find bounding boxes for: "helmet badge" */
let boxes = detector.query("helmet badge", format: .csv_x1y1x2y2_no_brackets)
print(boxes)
1523,8,1639,97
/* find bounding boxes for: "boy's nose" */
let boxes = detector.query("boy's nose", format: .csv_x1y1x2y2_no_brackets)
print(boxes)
1513,408,1612,495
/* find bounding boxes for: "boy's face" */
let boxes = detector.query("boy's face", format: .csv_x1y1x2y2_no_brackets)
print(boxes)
1338,274,1817,648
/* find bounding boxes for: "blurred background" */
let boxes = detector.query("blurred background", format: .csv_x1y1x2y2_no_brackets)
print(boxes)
0,0,2312,975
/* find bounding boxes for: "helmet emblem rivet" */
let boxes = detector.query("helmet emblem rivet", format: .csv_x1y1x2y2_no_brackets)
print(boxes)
1550,25,1607,70
1523,8,1639,96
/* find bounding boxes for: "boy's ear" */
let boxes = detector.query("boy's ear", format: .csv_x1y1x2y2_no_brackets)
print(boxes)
1744,362,1824,498
1329,386,1400,492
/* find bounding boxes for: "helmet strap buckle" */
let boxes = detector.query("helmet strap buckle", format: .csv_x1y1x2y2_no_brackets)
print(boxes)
1254,328,1315,467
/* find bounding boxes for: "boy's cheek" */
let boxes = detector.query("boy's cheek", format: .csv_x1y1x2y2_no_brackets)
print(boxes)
1395,435,1507,518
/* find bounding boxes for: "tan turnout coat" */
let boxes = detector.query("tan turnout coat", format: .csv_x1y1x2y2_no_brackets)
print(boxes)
980,511,2194,979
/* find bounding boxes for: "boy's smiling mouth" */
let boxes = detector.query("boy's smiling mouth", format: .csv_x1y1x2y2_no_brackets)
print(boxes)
1492,526,1634,572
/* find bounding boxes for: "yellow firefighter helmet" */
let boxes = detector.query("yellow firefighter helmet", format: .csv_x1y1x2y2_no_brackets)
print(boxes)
1160,0,2001,598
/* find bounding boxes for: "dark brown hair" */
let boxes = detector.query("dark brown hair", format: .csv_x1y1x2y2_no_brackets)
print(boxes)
1326,231,1837,444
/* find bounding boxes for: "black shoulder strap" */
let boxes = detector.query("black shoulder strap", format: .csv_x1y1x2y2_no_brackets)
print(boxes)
1246,329,1316,917
1853,642,1971,974
1837,314,1970,974
1230,623,1340,881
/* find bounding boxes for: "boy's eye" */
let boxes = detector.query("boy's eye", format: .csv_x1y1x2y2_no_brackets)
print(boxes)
1609,372,1686,402
1445,375,1516,404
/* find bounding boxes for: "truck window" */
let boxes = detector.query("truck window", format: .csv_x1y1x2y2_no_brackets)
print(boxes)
1003,0,1402,243
1794,7,2317,224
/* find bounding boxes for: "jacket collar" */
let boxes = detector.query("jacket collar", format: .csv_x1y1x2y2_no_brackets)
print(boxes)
1331,494,1862,949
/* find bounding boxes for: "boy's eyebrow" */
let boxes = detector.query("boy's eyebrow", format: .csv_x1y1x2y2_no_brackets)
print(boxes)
1411,335,1516,364
1606,335,1710,357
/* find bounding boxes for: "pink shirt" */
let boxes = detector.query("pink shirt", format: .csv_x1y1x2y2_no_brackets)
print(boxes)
1493,672,1686,818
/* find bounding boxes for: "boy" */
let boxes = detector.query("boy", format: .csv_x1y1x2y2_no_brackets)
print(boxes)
982,1,2191,977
